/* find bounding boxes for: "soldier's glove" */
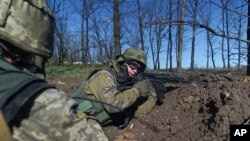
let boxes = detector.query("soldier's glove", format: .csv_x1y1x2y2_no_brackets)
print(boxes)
134,79,153,97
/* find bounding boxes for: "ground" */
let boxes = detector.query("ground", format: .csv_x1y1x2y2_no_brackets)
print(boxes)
47,69,250,141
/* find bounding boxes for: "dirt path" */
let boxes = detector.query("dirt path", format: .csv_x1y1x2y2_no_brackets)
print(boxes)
47,71,250,141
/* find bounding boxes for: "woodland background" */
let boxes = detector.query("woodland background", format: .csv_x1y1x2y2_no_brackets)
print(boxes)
44,2,250,140
45,0,250,75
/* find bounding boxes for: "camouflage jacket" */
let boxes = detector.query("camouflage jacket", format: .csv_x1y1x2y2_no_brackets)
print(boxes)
0,57,108,141
12,88,108,141
83,60,157,117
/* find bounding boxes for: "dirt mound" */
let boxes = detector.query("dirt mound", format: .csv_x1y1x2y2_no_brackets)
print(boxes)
47,71,250,141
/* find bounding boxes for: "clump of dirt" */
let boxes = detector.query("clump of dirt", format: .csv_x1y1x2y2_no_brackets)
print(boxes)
47,70,250,141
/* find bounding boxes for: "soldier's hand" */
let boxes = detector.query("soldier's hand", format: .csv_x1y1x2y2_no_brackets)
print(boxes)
134,79,153,97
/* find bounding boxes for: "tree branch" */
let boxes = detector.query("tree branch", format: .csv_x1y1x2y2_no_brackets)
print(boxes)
145,20,249,43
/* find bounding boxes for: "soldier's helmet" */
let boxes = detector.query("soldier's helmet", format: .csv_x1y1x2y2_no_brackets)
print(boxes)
117,47,147,70
0,0,55,59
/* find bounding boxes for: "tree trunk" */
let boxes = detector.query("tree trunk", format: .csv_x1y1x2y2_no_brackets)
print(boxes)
247,0,250,75
190,0,198,71
113,0,121,57
166,42,170,69
81,0,86,64
149,25,156,69
225,1,230,68
206,31,209,69
93,18,103,64
177,0,186,72
208,32,216,69
167,0,173,71
175,0,180,68
85,17,90,64
221,0,226,68
137,0,145,51
237,7,243,69
156,25,161,70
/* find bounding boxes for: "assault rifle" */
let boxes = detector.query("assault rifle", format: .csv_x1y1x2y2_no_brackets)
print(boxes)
138,72,189,105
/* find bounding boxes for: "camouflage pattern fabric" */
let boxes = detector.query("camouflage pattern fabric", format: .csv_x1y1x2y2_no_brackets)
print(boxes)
0,0,55,72
134,93,157,117
12,88,108,141
0,0,54,58
1,0,109,139
116,47,147,69
83,60,157,116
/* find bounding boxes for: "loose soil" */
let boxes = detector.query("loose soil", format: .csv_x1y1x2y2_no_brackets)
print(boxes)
47,69,250,141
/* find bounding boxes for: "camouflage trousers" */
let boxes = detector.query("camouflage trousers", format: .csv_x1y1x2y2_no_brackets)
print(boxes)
12,88,109,141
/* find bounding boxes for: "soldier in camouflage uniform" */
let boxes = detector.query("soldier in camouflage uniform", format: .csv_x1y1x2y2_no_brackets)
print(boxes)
73,47,157,127
0,0,108,141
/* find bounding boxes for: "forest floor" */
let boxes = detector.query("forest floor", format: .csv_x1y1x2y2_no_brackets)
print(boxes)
47,68,250,141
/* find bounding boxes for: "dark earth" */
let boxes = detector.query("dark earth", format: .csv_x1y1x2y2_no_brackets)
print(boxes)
46,69,250,141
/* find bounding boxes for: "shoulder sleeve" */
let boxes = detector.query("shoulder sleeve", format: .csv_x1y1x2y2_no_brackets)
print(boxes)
88,70,141,113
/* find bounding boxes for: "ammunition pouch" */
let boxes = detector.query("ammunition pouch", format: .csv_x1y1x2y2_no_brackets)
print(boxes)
72,83,111,125
78,100,111,124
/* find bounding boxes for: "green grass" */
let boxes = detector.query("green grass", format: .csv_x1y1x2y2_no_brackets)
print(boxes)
46,64,108,77
45,63,246,77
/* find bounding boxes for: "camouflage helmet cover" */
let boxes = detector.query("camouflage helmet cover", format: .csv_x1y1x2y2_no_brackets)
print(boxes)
117,47,147,68
0,0,55,58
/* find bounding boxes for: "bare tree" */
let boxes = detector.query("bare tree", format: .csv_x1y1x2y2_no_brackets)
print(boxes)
144,0,167,70
217,0,244,69
207,31,216,69
247,0,250,75
228,1,247,69
83,0,96,64
55,14,68,64
200,2,216,69
166,0,173,71
46,0,69,64
69,37,82,63
155,0,166,70
177,0,186,71
68,0,97,64
175,0,180,69
103,20,114,60
225,0,231,68
236,5,245,68
221,0,226,68
147,7,157,69
155,23,166,70
45,0,250,72
189,0,199,71
113,0,121,57
136,0,145,51
92,17,104,64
